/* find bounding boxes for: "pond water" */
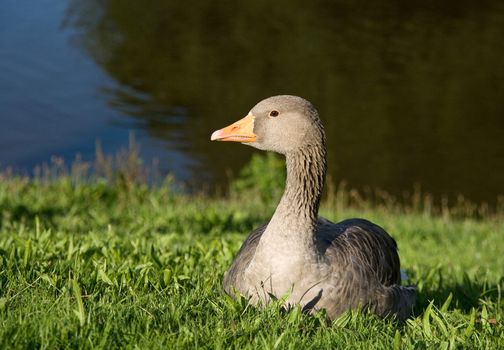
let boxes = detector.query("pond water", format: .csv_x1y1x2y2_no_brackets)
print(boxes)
1,0,504,204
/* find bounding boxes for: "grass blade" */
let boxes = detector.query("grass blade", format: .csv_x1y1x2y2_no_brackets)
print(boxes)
71,279,86,327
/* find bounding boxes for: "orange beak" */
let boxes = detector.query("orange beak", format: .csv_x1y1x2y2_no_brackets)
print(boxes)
210,114,257,142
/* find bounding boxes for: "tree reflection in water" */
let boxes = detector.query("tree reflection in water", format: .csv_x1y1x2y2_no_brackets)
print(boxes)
64,0,504,204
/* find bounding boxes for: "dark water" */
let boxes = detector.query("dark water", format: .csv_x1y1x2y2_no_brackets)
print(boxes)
1,0,504,204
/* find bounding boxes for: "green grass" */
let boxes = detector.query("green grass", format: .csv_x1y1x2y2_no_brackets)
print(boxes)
0,155,503,349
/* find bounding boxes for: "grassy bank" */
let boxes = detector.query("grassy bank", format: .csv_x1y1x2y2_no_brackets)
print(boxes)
0,155,503,349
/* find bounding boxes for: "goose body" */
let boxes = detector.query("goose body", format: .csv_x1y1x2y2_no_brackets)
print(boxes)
211,95,416,321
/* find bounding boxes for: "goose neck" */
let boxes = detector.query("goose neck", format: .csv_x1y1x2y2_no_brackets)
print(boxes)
274,144,327,226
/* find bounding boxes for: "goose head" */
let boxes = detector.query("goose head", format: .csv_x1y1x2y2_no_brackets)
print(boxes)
211,95,325,155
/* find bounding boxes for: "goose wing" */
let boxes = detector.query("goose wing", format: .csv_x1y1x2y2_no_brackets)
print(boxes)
316,218,401,286
222,222,268,294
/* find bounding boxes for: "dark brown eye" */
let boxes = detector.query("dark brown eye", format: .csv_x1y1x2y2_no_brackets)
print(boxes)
269,110,279,117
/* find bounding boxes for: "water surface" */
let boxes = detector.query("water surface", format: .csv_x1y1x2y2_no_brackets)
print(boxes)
1,0,504,204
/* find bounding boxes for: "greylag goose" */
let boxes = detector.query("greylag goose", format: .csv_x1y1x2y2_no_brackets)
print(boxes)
211,95,416,321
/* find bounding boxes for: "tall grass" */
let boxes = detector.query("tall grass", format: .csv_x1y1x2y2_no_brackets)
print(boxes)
0,151,502,349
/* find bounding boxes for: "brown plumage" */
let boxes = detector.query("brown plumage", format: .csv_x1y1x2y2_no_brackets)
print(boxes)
211,95,416,321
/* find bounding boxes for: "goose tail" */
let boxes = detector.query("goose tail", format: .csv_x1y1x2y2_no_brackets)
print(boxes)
377,285,417,322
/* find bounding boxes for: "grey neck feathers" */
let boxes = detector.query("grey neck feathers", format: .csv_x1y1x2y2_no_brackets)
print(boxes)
268,139,327,239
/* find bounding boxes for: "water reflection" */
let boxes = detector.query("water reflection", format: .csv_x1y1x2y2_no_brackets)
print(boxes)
64,0,504,203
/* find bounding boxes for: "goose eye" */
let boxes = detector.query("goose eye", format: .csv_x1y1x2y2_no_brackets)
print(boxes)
269,110,279,117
